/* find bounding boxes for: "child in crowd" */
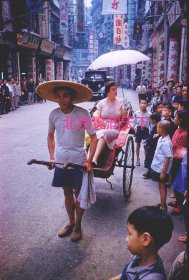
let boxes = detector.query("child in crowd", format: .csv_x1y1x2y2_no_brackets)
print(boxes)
108,206,173,280
133,98,151,166
171,85,183,104
181,86,187,99
151,121,173,212
155,101,164,115
168,110,188,214
172,100,179,117
151,90,161,113
178,99,188,111
143,113,161,178
161,104,177,138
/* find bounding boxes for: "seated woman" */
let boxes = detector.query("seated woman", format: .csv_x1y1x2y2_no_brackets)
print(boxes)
91,81,127,167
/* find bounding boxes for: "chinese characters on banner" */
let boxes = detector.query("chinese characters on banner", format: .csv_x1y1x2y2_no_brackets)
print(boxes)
167,38,178,81
94,40,99,57
39,0,49,38
122,22,130,48
68,15,74,47
2,0,12,31
102,0,127,15
46,59,54,81
88,31,94,55
27,56,36,82
76,0,84,32
113,15,124,45
131,65,136,83
60,0,68,35
158,33,165,82
179,28,187,83
56,62,64,80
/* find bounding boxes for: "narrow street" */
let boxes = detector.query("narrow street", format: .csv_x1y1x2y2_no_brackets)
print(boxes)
0,88,185,280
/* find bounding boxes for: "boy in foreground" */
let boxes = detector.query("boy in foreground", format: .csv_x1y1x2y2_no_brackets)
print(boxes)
108,206,173,280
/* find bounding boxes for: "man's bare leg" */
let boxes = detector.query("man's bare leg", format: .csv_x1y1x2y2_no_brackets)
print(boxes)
58,187,75,237
63,187,75,225
136,143,140,161
74,189,84,229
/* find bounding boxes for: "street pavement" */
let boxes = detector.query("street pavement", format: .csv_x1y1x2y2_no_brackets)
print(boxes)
0,88,186,280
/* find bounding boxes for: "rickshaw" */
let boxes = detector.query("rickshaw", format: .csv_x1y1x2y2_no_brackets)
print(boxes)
87,99,135,200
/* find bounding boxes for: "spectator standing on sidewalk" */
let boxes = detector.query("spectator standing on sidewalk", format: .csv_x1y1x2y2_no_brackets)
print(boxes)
1,80,11,113
133,98,151,166
26,78,35,105
143,113,161,179
168,110,188,214
6,79,15,110
12,79,21,109
160,80,174,105
136,80,147,101
151,120,173,212
161,104,177,138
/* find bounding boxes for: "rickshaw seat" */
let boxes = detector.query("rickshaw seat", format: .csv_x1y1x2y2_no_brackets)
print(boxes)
93,145,121,178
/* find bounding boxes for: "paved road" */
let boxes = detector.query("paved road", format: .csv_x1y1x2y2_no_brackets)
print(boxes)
0,88,185,280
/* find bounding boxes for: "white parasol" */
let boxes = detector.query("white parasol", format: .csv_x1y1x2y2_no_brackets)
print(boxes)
88,50,150,70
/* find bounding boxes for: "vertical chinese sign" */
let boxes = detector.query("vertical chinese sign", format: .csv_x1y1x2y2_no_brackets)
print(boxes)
60,0,68,35
39,0,49,38
122,22,129,48
27,56,36,82
113,15,124,45
167,38,178,81
46,59,54,81
68,4,75,48
94,40,99,58
158,33,165,83
56,62,64,80
88,31,94,60
76,0,84,32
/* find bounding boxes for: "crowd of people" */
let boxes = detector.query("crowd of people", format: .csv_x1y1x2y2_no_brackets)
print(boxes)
1,76,188,278
0,78,46,116
128,79,188,280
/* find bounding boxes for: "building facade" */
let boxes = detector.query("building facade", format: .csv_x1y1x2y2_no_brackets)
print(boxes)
0,0,72,82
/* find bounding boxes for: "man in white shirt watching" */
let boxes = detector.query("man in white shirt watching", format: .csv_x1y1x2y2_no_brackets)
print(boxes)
136,80,147,102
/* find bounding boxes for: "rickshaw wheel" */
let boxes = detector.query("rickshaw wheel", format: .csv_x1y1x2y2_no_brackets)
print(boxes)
123,135,134,200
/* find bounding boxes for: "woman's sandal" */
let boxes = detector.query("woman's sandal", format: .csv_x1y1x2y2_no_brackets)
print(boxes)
167,201,178,208
178,234,187,244
170,193,175,199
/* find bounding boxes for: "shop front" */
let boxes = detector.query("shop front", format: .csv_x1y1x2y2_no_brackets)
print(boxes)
167,1,184,83
17,32,41,82
53,46,66,80
38,39,55,82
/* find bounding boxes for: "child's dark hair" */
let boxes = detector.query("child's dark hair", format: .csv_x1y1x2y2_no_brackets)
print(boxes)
179,99,188,110
127,206,173,250
156,101,163,107
163,104,174,113
150,113,161,123
104,81,116,96
154,89,160,95
176,110,188,128
139,98,148,103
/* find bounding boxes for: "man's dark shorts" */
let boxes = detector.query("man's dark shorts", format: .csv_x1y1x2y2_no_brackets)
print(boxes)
135,126,149,144
151,170,169,183
52,167,83,189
